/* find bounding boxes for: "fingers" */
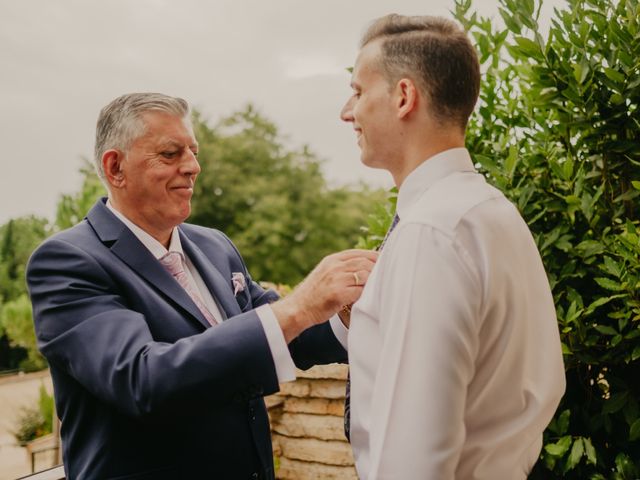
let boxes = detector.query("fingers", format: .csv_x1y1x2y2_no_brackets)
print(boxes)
340,256,377,276
328,249,379,262
273,249,380,342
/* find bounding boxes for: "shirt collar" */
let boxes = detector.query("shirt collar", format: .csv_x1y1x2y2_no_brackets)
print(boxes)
105,199,184,260
396,148,476,219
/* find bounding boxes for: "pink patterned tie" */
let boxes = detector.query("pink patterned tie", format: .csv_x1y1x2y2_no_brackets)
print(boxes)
159,252,217,326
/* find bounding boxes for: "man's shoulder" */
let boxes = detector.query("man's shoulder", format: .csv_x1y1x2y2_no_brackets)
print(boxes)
35,219,97,252
403,171,507,234
179,222,236,250
180,222,225,240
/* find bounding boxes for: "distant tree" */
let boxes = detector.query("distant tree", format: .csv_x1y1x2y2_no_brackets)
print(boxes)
0,216,49,370
54,160,106,231
0,159,104,372
0,294,45,371
0,216,50,303
190,106,385,285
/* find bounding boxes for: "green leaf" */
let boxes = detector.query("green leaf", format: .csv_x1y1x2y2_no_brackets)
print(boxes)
505,144,519,178
632,345,640,361
603,392,629,414
557,409,571,435
585,294,625,315
615,453,636,477
562,157,574,180
632,181,640,190
594,325,617,335
610,93,624,105
595,277,623,291
604,67,625,84
577,240,605,258
630,418,640,441
583,437,597,465
566,437,585,470
514,36,541,58
545,435,572,457
601,256,622,278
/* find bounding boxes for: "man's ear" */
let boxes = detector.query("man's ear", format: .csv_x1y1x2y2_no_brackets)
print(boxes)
396,78,418,119
102,150,126,189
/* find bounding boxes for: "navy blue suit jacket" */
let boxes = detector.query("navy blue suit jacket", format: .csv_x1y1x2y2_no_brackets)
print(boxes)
26,199,347,480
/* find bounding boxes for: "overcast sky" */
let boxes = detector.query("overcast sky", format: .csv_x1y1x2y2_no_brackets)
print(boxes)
0,0,563,225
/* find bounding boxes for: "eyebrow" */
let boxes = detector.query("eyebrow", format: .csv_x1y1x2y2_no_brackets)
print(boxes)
160,139,199,149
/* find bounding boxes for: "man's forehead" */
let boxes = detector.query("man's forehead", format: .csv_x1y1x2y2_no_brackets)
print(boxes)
137,114,196,145
351,42,383,85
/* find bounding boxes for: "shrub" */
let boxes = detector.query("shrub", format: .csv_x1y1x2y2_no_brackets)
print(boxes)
12,384,54,446
453,0,639,476
0,294,46,371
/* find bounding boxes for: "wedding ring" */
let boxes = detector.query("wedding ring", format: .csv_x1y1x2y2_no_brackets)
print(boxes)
353,272,361,286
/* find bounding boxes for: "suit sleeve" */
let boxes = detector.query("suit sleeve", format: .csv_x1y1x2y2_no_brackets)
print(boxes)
27,237,281,419
217,230,347,371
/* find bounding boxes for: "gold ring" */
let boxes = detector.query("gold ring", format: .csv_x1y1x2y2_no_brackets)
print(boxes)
353,272,361,286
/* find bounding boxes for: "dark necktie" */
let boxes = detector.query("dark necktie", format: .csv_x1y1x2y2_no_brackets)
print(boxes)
344,212,400,441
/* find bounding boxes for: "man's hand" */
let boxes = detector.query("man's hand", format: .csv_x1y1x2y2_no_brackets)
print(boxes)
271,249,378,343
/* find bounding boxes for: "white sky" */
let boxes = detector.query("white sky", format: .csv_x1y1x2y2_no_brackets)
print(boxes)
0,0,563,224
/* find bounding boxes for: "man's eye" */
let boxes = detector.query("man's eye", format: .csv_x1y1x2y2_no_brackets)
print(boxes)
161,151,178,159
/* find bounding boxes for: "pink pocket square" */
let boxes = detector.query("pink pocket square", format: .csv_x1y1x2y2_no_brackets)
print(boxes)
232,272,246,296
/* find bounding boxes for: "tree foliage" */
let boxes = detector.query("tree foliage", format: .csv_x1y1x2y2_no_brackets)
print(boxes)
0,294,46,371
0,216,50,303
190,105,385,285
54,160,106,231
449,0,640,476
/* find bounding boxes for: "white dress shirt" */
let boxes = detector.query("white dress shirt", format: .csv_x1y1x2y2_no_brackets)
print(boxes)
348,148,566,479
105,201,347,383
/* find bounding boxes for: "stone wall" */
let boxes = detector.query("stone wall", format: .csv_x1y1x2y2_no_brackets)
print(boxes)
266,364,357,479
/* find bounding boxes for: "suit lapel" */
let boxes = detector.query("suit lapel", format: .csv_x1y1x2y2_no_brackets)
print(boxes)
86,199,213,329
179,229,242,319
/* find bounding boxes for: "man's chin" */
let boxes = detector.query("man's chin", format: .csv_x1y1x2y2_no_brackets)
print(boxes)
360,155,386,170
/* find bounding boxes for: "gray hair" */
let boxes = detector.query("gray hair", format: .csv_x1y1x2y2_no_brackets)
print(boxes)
94,92,191,181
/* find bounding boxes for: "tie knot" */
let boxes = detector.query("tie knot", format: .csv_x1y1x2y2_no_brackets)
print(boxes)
160,252,185,276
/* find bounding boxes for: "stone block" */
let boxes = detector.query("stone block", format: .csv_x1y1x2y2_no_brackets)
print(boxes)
271,412,346,441
273,434,354,466
283,397,344,416
276,458,357,480
296,364,349,380
279,379,346,399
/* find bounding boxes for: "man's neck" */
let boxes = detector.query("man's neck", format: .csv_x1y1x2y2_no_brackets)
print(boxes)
107,197,172,248
392,137,465,188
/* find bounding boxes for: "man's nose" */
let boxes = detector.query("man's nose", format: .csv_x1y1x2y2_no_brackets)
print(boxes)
181,150,201,176
340,97,355,122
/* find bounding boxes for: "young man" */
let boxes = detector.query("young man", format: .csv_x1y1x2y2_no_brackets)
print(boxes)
340,15,565,479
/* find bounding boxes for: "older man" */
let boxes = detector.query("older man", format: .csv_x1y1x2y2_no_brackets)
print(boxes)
27,92,376,479
340,15,565,479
